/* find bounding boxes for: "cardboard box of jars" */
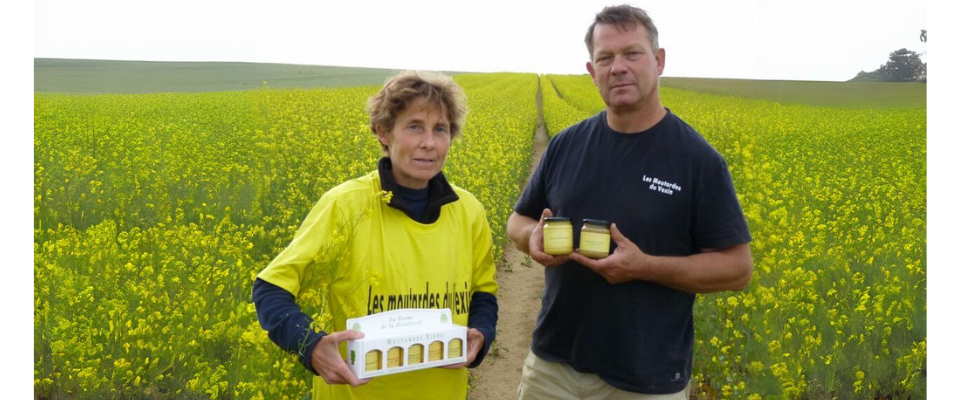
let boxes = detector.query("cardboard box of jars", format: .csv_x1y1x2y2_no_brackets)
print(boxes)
346,308,467,379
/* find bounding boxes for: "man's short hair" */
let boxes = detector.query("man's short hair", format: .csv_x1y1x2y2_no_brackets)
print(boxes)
584,5,660,59
367,71,468,151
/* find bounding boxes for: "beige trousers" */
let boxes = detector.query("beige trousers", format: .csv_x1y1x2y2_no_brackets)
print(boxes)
516,351,690,400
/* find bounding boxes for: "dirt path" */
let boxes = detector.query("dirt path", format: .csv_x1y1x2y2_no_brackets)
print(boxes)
468,78,550,400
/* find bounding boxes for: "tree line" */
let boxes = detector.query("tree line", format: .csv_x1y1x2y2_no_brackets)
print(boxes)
851,29,926,83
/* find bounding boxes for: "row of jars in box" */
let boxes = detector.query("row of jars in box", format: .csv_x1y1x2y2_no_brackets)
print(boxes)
365,338,463,371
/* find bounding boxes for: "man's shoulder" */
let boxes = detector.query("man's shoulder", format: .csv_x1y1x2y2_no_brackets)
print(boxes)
661,111,723,158
551,111,605,146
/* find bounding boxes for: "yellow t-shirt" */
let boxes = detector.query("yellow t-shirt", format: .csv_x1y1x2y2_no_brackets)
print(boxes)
258,170,498,400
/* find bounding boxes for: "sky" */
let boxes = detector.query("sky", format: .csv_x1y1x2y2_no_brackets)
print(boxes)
34,0,927,82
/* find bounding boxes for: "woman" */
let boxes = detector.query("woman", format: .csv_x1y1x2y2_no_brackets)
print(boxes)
252,71,498,400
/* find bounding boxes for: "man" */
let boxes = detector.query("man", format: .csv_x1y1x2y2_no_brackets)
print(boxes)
507,5,753,399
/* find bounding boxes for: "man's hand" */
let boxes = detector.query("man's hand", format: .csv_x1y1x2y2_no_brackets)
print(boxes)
570,222,753,292
527,209,571,267
569,223,650,284
441,328,485,369
310,330,371,387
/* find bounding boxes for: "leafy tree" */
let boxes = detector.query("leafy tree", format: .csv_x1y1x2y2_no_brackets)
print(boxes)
852,29,926,82
852,48,926,82
883,48,925,81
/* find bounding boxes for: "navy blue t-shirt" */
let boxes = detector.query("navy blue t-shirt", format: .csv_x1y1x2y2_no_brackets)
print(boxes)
514,109,751,394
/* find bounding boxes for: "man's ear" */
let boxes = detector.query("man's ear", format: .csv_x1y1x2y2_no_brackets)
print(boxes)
656,48,666,76
586,61,597,84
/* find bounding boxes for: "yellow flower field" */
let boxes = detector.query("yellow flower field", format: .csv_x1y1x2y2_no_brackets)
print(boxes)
34,72,925,399
540,75,590,137
34,73,537,399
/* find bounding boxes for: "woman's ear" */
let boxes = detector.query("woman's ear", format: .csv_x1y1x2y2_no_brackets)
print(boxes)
375,124,390,149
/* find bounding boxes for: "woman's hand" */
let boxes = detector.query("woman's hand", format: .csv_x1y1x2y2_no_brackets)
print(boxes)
311,330,372,387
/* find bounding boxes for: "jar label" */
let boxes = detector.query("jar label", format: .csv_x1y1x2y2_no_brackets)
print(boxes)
448,338,463,358
428,341,444,361
366,350,382,371
387,347,403,368
408,344,424,365
580,231,610,254
543,230,573,253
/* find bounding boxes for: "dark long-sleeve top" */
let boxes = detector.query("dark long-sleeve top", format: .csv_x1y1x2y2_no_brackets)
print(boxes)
252,279,498,374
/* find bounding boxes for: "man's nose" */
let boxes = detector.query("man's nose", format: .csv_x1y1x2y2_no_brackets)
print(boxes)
611,54,628,74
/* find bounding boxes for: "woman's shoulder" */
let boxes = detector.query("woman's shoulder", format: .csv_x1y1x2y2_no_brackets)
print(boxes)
316,171,380,206
449,184,484,213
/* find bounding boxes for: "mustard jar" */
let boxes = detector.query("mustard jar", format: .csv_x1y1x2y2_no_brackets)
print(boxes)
542,217,573,255
579,219,611,259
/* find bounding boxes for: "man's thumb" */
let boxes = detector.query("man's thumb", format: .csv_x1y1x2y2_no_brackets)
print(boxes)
541,208,553,220
610,223,628,244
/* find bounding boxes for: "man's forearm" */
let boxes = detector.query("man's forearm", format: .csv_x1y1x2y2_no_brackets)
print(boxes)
507,212,538,254
638,244,753,293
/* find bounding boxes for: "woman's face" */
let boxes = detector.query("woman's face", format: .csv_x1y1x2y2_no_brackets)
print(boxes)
377,98,452,189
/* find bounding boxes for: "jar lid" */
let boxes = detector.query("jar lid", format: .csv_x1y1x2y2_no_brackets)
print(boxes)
544,217,571,222
582,219,611,227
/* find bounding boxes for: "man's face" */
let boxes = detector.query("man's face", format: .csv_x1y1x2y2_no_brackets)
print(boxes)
377,98,452,189
586,23,665,112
